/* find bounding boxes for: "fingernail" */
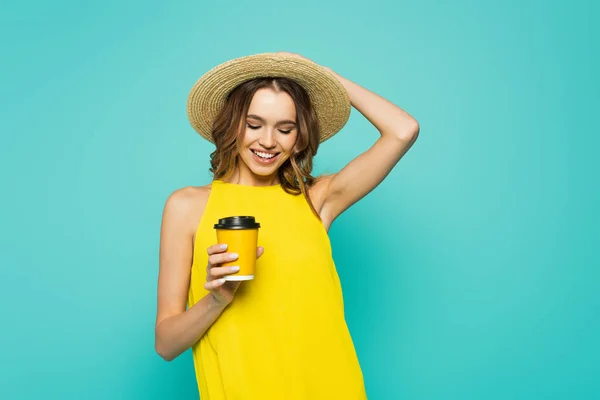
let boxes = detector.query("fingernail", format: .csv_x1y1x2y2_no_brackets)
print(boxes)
230,266,240,272
219,278,227,284
220,244,227,250
228,253,238,260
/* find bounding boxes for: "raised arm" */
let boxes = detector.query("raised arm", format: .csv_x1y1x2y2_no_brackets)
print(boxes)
319,67,419,224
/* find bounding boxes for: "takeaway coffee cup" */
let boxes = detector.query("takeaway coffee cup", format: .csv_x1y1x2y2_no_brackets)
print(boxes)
214,216,261,281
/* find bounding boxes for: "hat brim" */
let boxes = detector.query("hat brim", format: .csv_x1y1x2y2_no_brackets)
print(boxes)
186,53,350,144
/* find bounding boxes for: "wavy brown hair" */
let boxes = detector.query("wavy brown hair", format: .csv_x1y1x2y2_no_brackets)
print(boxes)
209,77,322,217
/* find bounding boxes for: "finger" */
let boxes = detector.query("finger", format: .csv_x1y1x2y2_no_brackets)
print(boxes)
208,252,238,267
207,243,228,255
256,246,265,259
204,278,226,290
209,266,240,278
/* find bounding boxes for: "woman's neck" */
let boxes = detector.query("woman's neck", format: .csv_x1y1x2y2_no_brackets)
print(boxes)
221,169,280,187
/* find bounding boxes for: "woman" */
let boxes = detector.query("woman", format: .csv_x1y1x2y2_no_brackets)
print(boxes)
155,52,419,399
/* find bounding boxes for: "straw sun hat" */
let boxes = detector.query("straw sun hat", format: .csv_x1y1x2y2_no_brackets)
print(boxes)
186,52,350,144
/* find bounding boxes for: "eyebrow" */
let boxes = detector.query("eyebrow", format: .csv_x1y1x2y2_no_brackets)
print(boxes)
247,114,297,125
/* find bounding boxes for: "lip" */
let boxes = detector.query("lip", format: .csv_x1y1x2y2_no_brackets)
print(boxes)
250,149,280,165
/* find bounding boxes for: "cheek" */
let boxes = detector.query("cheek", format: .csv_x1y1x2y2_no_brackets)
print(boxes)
282,133,298,152
241,127,260,144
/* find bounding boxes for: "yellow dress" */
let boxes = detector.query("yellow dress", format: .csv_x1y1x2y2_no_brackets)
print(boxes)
188,180,367,399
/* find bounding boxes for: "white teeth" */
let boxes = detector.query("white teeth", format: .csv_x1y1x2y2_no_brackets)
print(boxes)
252,150,276,159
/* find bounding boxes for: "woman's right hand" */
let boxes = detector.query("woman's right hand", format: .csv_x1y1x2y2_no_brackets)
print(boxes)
204,244,265,305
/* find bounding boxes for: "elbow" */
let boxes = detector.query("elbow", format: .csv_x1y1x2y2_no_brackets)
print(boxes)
412,121,420,137
155,319,177,361
155,331,178,362
155,341,176,362
154,341,174,361
409,122,420,142
392,120,420,143
404,120,420,141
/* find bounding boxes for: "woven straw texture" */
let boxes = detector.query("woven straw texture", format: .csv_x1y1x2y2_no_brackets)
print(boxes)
186,53,350,143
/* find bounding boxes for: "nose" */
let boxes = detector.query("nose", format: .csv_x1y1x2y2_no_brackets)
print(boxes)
258,128,276,149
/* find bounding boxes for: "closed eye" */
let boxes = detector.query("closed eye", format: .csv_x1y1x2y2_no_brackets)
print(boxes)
247,123,293,134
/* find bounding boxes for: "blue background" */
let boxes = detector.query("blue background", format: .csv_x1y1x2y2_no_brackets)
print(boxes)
1,0,598,398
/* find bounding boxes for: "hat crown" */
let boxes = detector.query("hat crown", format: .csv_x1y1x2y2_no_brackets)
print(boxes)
186,52,350,144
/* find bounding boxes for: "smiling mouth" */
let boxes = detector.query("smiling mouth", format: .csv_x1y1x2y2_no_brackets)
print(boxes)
251,149,280,160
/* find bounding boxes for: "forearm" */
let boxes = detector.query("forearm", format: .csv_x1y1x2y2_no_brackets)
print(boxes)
325,68,419,139
155,293,227,361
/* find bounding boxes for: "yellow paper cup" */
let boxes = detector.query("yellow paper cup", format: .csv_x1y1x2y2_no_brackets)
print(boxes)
214,216,260,281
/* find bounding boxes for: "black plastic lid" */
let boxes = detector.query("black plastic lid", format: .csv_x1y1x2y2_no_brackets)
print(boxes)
214,216,260,230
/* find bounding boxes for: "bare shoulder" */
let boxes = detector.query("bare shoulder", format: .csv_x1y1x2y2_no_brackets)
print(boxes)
162,184,212,238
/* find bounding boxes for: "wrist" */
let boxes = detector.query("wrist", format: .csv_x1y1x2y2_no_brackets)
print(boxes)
209,291,232,308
